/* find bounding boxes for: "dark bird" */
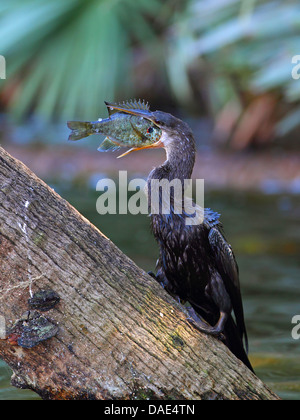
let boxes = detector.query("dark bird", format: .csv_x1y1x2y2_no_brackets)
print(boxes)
68,100,253,372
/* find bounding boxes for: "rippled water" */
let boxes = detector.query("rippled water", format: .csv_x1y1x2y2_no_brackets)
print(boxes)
1,188,299,400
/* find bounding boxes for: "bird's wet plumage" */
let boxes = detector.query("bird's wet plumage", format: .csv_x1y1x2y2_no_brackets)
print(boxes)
152,209,251,369
67,100,253,372
147,131,253,371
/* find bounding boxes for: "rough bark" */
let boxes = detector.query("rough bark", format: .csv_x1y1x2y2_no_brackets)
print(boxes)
0,146,279,400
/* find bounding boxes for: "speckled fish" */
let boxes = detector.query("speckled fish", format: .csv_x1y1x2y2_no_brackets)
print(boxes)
67,100,162,158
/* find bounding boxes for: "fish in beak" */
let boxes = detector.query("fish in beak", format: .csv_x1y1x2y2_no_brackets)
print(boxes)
104,100,164,158
67,99,164,156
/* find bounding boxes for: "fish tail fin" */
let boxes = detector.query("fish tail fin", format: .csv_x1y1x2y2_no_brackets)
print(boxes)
67,121,93,141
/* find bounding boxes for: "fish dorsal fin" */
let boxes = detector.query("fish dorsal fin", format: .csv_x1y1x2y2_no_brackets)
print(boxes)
105,99,150,116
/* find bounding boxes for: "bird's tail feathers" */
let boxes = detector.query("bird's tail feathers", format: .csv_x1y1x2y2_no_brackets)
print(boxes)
224,315,254,372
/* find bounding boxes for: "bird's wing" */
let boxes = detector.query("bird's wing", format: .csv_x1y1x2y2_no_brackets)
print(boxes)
208,227,248,351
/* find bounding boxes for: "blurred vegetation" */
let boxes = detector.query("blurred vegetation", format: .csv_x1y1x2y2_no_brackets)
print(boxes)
0,0,299,148
0,0,184,121
169,0,300,148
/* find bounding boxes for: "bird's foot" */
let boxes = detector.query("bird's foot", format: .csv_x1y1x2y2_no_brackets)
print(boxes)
147,271,171,290
147,271,157,280
147,271,165,288
147,272,183,304
186,306,226,341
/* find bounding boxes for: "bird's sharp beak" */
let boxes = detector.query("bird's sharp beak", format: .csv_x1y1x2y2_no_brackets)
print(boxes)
117,139,164,159
105,100,164,158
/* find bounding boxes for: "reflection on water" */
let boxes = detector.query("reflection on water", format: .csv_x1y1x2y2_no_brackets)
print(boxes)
1,188,299,400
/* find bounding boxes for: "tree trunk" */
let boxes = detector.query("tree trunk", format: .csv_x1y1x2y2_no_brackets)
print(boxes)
0,146,279,400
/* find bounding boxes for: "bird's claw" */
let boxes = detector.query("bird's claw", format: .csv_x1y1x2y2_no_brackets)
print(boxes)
186,307,226,341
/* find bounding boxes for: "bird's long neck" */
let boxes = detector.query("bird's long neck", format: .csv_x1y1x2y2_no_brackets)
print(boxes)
148,131,196,183
147,131,196,217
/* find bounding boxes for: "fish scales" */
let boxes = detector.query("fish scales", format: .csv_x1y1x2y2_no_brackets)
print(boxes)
67,110,162,151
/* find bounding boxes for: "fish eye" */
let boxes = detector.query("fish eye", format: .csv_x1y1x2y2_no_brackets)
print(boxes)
147,127,154,134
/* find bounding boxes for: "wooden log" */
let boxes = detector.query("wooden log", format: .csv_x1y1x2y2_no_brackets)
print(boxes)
0,146,279,400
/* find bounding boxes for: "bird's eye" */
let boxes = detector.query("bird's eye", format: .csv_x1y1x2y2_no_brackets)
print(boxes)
147,127,154,134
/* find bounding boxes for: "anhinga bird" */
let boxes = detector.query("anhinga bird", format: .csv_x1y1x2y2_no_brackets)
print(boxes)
68,100,253,372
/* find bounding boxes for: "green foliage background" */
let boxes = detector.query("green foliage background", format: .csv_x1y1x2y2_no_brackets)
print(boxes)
0,0,300,136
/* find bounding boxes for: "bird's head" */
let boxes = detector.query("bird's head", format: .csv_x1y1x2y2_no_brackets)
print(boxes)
105,101,194,158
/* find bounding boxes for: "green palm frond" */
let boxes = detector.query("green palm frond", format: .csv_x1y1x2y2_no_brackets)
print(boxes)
0,0,166,121
166,0,300,135
2,0,300,138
